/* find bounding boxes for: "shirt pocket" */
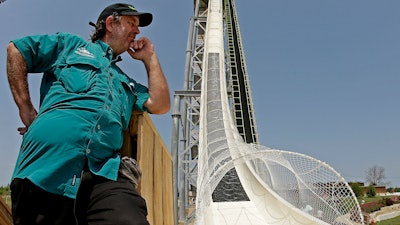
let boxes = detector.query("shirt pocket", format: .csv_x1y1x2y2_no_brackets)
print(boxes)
58,55,101,93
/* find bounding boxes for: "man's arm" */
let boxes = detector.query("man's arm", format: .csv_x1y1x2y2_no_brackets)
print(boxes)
7,42,37,133
128,37,170,114
142,52,170,114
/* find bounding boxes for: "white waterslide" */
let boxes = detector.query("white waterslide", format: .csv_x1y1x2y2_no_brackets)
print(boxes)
195,0,364,224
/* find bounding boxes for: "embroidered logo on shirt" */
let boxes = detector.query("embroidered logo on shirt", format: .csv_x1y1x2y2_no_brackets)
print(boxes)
75,47,95,58
129,82,138,95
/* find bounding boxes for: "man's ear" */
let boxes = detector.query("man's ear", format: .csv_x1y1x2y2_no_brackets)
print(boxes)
105,15,114,33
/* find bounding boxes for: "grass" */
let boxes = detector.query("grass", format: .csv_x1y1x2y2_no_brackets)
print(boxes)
376,215,400,225
360,196,387,204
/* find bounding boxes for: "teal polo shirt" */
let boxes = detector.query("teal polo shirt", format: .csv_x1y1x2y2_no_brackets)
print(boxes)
11,32,149,199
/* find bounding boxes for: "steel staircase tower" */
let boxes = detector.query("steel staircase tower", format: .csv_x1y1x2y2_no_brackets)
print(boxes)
171,0,258,223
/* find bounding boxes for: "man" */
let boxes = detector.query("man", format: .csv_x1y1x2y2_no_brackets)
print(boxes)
7,3,170,225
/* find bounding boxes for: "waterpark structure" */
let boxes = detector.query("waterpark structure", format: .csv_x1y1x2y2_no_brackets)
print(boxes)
170,0,364,224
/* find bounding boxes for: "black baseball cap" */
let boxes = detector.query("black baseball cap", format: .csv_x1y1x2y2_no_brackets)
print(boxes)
95,3,153,27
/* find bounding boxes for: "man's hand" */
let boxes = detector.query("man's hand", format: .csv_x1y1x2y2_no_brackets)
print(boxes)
126,37,170,114
17,127,28,135
17,107,37,135
127,37,155,62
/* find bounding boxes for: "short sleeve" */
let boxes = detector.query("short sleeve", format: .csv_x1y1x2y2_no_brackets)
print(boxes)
132,81,150,112
12,33,63,73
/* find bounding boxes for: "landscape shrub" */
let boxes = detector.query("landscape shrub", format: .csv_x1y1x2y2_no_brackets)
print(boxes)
360,195,400,214
384,198,394,206
360,201,383,213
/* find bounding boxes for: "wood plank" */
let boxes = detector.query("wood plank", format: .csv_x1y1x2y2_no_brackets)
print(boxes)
163,152,175,225
126,111,175,225
0,197,12,225
137,114,155,225
120,128,133,157
153,138,164,225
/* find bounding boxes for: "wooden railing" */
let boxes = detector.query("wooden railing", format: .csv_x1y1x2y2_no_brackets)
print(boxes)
0,196,12,225
121,111,175,225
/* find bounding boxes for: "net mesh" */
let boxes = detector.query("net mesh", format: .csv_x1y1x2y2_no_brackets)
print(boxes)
196,140,365,224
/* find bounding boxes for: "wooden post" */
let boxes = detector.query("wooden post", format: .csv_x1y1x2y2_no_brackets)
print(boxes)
121,111,175,225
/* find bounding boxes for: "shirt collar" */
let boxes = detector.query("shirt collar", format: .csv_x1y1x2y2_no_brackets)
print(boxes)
95,40,122,62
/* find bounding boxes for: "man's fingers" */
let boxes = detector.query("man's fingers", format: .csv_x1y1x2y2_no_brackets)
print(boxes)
17,127,27,135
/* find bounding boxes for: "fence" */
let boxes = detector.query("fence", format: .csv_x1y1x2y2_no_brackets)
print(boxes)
0,196,11,225
121,111,175,225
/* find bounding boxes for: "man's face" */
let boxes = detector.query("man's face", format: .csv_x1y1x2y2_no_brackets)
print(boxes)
110,15,140,54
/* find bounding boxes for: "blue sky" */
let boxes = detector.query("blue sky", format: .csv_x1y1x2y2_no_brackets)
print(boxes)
1,0,399,187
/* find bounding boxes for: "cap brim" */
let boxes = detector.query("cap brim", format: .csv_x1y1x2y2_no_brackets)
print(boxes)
123,12,153,27
139,13,153,27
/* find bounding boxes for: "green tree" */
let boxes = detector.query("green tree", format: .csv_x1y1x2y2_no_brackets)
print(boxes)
350,182,363,198
366,184,376,198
